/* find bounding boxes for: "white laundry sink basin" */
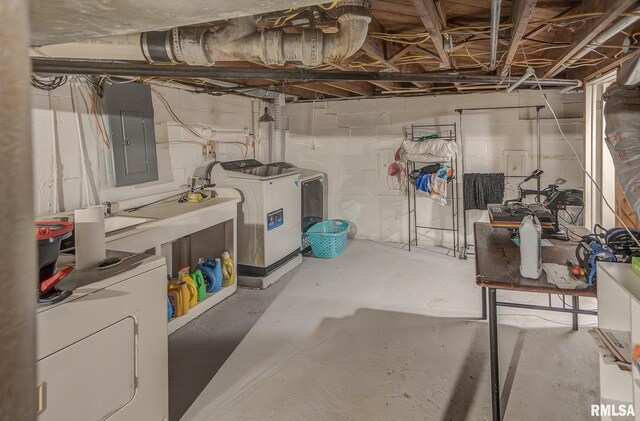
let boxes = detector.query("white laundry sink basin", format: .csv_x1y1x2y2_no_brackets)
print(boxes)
105,215,156,233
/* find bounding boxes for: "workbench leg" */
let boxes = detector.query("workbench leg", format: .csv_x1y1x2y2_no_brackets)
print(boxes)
572,296,579,331
481,286,487,320
489,288,500,421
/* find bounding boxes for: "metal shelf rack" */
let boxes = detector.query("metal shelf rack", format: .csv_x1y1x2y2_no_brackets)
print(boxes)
405,123,459,257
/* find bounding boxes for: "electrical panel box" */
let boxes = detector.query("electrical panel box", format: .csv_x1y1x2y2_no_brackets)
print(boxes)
103,82,158,186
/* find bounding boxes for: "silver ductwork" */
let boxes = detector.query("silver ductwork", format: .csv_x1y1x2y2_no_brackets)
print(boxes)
33,0,371,68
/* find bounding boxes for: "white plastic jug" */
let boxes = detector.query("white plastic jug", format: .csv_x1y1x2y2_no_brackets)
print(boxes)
519,215,542,279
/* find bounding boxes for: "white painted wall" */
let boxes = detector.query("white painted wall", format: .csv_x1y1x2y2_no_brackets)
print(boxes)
284,90,585,246
31,81,264,215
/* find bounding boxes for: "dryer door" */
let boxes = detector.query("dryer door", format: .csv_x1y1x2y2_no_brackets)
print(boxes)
36,317,136,420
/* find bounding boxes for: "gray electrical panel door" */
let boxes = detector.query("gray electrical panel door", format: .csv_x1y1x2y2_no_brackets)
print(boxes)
103,82,158,186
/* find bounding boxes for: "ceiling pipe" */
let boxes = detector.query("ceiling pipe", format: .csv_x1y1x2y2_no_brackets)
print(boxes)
489,0,502,69
32,0,372,68
31,58,583,88
506,67,535,92
551,4,640,77
31,0,333,46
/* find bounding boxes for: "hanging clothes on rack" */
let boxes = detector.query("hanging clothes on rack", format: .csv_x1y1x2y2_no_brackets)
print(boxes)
463,173,505,210
411,164,454,205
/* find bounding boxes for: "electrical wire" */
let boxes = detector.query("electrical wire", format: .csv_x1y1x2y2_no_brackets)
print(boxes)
318,1,338,11
151,88,251,157
31,75,68,91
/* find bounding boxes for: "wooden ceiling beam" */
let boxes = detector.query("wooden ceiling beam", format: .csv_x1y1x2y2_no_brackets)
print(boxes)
523,3,580,40
323,81,373,96
282,82,353,98
224,78,316,100
571,48,640,82
389,44,414,63
328,60,399,92
411,0,451,68
541,0,637,78
500,0,538,77
361,16,426,89
361,16,401,72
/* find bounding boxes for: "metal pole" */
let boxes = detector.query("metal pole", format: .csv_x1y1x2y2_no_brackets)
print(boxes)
31,58,583,88
0,0,37,419
536,106,541,201
458,110,468,256
488,288,500,421
572,296,580,331
489,0,502,69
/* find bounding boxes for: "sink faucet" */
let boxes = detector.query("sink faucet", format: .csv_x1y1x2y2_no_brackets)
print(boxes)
103,202,119,216
104,202,112,216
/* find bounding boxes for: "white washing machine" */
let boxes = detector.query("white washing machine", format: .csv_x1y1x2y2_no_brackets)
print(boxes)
206,160,301,278
267,162,327,252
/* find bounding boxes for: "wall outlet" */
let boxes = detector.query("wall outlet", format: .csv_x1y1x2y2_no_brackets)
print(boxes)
203,141,216,160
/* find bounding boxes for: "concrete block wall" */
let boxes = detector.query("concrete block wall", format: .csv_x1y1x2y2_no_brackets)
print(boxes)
31,82,260,215
283,90,585,246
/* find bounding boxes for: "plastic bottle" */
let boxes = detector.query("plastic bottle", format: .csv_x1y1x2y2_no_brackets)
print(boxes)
197,258,215,293
167,297,174,321
167,282,184,317
179,267,198,308
519,215,542,279
221,251,235,287
198,258,222,293
191,269,207,301
213,258,223,291
178,281,190,315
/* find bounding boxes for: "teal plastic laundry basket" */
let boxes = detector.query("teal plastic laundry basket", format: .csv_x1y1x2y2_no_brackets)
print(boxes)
306,220,349,259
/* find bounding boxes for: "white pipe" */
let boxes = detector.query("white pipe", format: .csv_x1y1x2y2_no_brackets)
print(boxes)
70,81,91,207
48,92,59,212
31,0,371,68
31,34,145,61
489,0,502,69
506,67,535,92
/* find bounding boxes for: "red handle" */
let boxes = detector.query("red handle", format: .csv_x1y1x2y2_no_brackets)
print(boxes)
40,266,74,295
35,221,74,241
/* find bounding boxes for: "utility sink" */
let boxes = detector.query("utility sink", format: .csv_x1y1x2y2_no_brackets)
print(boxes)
105,215,156,233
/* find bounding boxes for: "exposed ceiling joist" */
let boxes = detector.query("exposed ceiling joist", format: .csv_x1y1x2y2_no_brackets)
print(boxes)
329,60,397,92
434,0,447,29
324,81,373,96
361,16,401,72
541,0,637,78
523,3,580,40
275,81,352,98
411,0,451,68
500,0,538,76
389,45,414,63
577,48,640,82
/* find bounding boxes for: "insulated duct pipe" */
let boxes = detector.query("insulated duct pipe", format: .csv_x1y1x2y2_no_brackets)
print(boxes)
552,4,640,77
489,0,502,69
33,0,372,68
32,58,584,89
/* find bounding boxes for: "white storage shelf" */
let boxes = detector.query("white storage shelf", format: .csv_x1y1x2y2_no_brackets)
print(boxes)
168,286,236,334
106,189,240,335
598,263,640,419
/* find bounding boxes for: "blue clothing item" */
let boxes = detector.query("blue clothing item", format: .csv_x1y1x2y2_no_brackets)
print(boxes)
416,174,431,193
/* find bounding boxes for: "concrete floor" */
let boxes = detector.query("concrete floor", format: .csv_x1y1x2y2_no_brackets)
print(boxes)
169,240,599,421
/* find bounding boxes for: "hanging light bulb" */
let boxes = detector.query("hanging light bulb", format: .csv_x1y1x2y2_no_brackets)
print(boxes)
258,106,275,123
